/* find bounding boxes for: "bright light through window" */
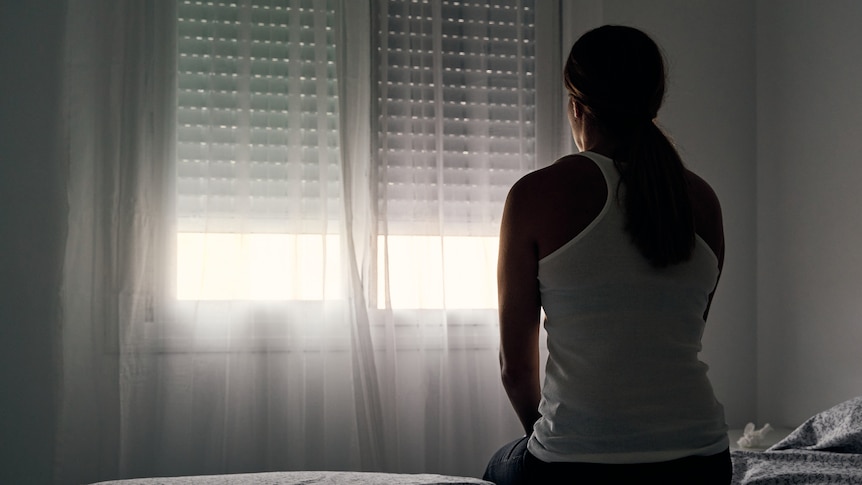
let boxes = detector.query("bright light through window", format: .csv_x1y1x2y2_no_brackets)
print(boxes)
177,233,343,301
177,233,499,309
378,236,499,310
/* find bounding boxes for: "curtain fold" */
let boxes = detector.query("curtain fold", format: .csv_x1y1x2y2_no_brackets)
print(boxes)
57,1,561,483
59,1,177,482
335,0,387,470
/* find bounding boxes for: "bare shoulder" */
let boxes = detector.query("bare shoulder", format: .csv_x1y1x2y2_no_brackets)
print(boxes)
685,170,722,221
505,154,602,211
503,154,607,259
686,170,719,201
512,154,600,190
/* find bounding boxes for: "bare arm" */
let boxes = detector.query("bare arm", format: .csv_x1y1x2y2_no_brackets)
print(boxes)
687,170,725,321
497,179,542,436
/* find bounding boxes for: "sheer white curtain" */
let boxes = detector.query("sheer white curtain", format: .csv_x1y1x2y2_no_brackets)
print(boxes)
57,1,563,483
59,1,175,482
370,0,538,473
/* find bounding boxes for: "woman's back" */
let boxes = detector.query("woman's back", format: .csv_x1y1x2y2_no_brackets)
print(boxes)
517,151,723,267
521,151,727,463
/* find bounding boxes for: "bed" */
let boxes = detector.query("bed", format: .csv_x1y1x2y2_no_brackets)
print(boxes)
89,472,493,485
90,397,862,485
731,396,862,484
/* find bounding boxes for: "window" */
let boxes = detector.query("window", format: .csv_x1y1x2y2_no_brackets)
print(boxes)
376,0,535,309
175,0,343,301
377,0,535,235
174,0,537,308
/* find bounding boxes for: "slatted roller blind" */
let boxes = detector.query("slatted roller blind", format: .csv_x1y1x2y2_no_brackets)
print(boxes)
176,0,341,234
174,0,535,304
377,0,536,236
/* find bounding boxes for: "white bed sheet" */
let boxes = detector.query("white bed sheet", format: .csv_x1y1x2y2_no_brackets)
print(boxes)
90,471,494,485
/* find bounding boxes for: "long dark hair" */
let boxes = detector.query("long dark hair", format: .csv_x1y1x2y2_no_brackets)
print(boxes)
564,25,694,267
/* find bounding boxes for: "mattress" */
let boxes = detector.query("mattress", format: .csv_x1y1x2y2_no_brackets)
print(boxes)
93,396,862,484
90,471,493,485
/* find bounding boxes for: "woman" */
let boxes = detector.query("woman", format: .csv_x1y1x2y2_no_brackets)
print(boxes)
483,25,729,484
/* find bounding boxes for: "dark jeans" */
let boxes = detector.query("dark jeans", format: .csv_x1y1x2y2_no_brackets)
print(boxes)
483,436,731,485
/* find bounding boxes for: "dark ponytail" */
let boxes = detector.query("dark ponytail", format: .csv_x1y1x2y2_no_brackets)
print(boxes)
616,121,694,267
564,25,694,267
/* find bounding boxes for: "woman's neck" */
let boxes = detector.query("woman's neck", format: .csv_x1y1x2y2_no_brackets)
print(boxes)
579,133,616,159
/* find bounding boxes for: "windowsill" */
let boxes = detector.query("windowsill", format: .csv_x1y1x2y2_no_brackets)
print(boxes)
119,303,501,354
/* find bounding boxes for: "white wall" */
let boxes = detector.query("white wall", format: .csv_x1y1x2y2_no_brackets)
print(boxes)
0,2,66,484
756,0,862,426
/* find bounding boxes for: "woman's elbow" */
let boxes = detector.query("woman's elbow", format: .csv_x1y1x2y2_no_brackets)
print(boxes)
500,364,536,390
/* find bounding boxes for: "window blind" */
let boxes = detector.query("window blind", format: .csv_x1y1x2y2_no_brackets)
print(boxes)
377,0,536,236
175,0,344,301
176,0,341,234
174,0,537,304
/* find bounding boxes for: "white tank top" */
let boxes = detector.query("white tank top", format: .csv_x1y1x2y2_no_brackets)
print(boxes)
526,151,728,464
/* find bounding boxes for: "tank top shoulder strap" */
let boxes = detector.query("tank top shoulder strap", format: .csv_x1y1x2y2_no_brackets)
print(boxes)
577,150,619,187
538,151,618,265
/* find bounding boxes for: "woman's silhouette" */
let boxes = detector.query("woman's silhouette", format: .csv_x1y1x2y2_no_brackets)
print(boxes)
484,25,730,484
